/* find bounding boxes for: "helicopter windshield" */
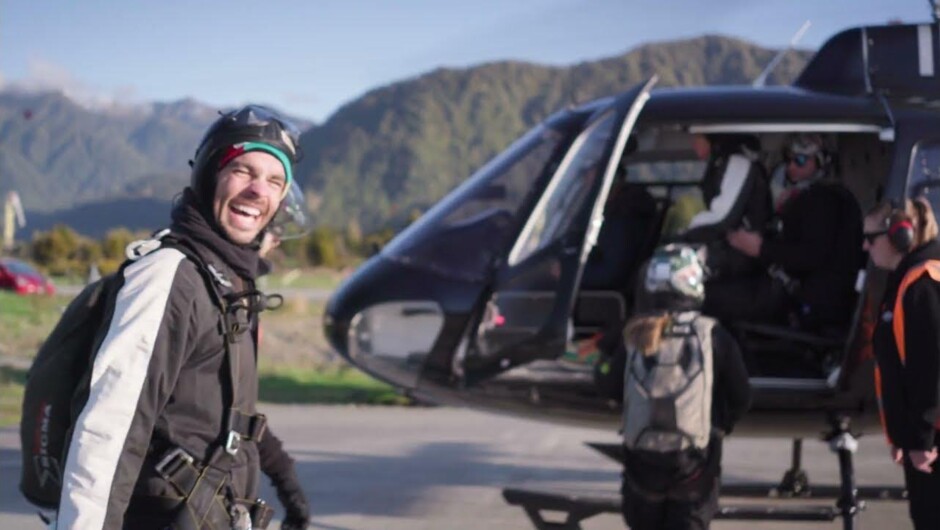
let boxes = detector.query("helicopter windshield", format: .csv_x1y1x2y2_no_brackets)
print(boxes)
509,110,617,265
383,123,568,281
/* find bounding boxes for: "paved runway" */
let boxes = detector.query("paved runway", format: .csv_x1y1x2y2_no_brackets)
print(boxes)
1,405,912,529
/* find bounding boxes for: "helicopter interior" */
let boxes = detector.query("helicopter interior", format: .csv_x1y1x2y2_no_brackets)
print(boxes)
569,126,891,385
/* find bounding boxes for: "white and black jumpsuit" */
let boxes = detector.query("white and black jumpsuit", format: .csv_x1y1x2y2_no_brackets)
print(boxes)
57,197,267,530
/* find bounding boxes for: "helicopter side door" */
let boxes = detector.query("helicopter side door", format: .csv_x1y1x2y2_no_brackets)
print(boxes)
464,78,657,379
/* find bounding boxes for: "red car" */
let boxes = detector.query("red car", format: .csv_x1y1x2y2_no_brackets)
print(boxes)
0,258,56,295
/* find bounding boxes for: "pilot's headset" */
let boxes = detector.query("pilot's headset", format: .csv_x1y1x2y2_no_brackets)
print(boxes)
640,244,706,312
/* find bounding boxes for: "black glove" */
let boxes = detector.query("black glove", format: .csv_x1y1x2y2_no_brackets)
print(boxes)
280,511,309,530
275,478,310,530
258,430,310,530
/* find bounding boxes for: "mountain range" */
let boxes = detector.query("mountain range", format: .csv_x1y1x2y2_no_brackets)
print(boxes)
1,35,811,238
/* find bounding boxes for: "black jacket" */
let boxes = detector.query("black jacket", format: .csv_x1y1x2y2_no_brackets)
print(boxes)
873,239,940,451
57,192,267,529
760,181,863,327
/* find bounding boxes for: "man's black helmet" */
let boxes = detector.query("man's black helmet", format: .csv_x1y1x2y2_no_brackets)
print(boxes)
190,105,303,204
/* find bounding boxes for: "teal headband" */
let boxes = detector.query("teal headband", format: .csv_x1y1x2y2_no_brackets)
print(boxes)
236,141,293,196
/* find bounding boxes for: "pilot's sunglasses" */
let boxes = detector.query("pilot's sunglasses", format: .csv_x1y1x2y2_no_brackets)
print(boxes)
788,154,811,167
863,230,888,244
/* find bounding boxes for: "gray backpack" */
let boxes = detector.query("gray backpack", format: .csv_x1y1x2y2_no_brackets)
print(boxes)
622,312,715,453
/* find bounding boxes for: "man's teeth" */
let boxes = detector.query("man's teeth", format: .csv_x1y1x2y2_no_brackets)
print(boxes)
233,204,261,217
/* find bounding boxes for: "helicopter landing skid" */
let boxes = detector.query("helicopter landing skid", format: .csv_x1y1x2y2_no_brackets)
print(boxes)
504,416,905,530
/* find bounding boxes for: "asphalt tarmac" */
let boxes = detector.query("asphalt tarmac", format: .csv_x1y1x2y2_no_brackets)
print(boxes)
1,404,911,529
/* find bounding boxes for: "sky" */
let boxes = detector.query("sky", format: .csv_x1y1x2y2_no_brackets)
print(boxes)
0,1,930,123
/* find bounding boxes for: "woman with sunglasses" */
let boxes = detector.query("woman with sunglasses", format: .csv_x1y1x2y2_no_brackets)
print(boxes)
864,197,940,529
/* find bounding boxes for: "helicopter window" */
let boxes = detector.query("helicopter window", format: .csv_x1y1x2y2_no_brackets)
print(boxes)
622,161,706,238
624,160,704,185
510,111,618,265
383,124,567,281
908,139,940,214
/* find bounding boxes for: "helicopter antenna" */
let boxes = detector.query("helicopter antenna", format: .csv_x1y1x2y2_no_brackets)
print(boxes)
753,20,812,87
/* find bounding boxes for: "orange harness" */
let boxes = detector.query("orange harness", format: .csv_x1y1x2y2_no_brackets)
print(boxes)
875,260,940,445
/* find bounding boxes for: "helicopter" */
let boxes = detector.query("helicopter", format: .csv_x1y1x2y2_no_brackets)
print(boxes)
322,17,940,529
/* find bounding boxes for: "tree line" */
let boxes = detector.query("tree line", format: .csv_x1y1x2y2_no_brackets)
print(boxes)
10,221,398,278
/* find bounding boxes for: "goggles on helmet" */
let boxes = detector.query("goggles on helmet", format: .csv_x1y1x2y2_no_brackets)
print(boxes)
227,105,302,159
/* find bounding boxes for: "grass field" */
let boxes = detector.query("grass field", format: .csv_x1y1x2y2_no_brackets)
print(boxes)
258,366,408,406
0,366,26,427
0,291,68,360
0,267,409,427
0,364,406,428
256,267,348,291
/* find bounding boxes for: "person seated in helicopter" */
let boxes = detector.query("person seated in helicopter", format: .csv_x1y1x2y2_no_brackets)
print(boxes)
703,134,864,333
676,134,772,278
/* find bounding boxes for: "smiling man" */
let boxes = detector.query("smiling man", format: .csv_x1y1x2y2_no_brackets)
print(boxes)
214,148,288,243
53,106,310,530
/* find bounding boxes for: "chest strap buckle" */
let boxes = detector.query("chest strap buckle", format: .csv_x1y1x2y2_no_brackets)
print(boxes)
225,430,241,455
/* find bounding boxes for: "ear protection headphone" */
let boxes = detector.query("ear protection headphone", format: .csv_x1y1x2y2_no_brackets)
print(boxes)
886,210,915,253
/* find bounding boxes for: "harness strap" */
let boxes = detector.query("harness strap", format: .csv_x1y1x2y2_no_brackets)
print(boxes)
228,409,268,443
149,232,271,528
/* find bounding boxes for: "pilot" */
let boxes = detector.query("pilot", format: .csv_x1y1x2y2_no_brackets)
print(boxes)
621,244,751,530
864,198,940,530
678,134,772,278
704,134,864,332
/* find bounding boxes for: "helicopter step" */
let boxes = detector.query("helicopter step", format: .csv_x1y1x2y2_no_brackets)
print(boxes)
586,438,907,500
504,416,905,530
502,488,839,530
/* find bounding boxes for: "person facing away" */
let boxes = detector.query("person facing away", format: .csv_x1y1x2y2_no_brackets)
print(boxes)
620,244,752,530
678,134,772,279
55,105,308,530
705,133,864,332
680,134,771,243
864,197,940,530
